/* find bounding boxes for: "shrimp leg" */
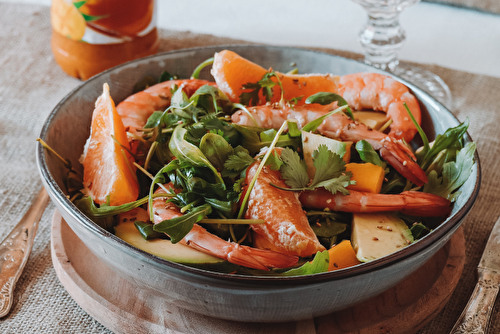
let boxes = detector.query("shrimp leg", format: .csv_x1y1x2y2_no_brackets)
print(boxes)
299,188,452,217
152,184,299,271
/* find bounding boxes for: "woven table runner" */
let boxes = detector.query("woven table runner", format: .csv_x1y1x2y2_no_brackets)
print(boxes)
1,2,499,333
425,0,500,15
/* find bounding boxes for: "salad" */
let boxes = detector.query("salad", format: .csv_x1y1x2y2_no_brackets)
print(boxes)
63,50,475,276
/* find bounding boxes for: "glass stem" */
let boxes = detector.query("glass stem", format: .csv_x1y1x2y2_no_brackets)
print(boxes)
358,6,405,72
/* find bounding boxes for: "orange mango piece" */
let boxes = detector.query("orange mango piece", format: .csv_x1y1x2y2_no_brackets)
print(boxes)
328,240,361,271
345,163,385,194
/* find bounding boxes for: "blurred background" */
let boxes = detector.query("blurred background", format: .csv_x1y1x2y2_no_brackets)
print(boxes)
4,0,500,78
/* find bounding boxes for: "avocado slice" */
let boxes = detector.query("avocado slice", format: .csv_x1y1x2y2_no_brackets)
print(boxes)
115,221,231,270
301,131,352,178
351,212,414,262
352,111,388,130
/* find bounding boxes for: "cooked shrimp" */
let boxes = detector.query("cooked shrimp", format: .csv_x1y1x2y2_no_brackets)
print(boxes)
231,103,428,186
116,79,216,137
244,157,326,258
299,188,451,217
152,183,299,271
338,72,421,143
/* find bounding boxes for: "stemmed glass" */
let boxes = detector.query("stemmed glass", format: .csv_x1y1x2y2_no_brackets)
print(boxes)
352,0,452,108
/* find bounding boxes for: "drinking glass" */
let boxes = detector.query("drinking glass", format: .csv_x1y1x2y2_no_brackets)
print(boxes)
352,0,452,108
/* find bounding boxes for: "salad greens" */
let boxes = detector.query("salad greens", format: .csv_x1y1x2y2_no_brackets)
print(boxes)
62,62,477,277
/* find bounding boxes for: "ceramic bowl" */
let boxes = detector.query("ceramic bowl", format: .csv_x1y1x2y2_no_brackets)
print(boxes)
37,45,480,322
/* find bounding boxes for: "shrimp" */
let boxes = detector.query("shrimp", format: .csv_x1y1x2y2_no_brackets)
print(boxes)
151,184,299,271
338,72,421,143
231,103,428,186
299,188,452,217
244,157,326,258
116,79,216,137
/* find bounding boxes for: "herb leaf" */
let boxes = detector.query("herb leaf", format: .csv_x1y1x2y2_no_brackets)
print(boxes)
280,148,309,188
305,92,355,120
153,204,212,243
280,251,330,276
423,142,476,201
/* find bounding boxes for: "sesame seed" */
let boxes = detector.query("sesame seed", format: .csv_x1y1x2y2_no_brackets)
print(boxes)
326,199,332,204
403,161,407,166
373,237,379,241
377,226,383,229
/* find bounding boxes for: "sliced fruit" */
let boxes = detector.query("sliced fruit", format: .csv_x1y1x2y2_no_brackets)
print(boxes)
345,163,385,194
81,83,139,206
327,240,361,271
211,50,339,105
301,131,352,178
352,111,388,130
51,0,86,40
351,212,414,262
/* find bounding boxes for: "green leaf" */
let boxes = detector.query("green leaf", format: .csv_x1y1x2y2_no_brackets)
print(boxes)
419,119,469,170
223,146,255,172
314,174,353,195
423,142,476,201
302,105,348,133
169,125,224,186
134,221,167,240
80,12,106,22
410,222,431,239
239,71,284,106
280,148,309,188
305,92,355,120
72,1,86,9
153,204,212,243
199,133,234,171
265,150,283,171
158,71,176,83
280,251,330,276
311,220,347,238
310,145,346,186
355,140,385,168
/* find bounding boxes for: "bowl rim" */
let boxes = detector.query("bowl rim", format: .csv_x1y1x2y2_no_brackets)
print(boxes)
37,44,481,284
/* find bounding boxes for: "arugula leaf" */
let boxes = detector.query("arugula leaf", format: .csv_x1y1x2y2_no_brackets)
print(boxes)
423,142,476,201
280,251,330,276
134,221,168,240
410,222,431,239
199,132,234,171
153,204,212,243
301,105,348,132
355,140,385,168
418,118,469,170
240,71,283,106
280,148,309,188
305,92,355,120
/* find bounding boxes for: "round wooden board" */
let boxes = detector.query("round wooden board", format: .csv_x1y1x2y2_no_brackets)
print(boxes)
51,211,465,334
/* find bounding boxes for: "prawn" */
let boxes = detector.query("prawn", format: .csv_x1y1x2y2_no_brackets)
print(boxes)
231,103,428,186
244,156,326,258
299,188,451,217
151,183,299,271
338,72,421,143
116,79,216,137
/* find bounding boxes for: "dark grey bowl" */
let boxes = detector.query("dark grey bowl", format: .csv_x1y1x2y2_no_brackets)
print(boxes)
37,45,480,322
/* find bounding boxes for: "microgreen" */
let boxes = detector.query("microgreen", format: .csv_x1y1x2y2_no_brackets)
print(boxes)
240,70,284,106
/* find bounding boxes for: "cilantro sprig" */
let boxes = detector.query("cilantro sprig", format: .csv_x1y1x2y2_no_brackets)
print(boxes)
270,145,355,195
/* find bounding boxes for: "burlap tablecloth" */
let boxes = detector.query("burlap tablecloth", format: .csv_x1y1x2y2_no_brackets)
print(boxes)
1,2,499,333
425,0,500,15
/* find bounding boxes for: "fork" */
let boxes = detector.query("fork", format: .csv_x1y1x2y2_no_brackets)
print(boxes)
0,188,50,317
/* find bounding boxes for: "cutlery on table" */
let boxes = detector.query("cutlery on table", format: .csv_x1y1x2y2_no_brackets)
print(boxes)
0,188,50,317
450,215,500,333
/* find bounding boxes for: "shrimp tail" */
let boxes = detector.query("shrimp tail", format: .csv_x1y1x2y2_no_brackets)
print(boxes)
153,184,298,271
299,188,451,217
182,225,299,271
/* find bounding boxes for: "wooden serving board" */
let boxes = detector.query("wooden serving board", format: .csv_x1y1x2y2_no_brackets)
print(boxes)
51,211,465,334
